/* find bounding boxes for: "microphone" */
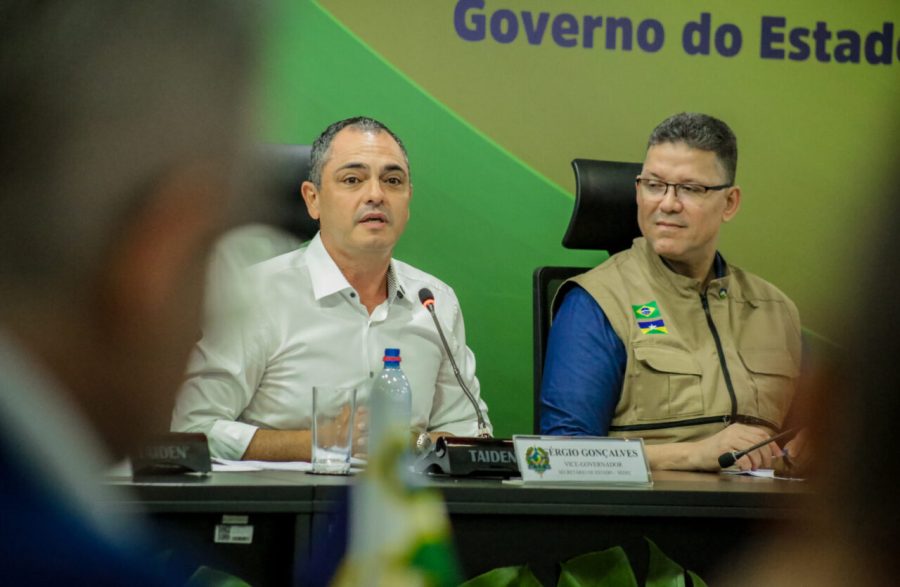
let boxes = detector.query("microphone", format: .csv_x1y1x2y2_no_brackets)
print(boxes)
414,287,516,477
718,428,797,468
418,288,491,438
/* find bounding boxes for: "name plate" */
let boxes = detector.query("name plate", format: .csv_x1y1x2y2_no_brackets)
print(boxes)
132,432,211,477
512,435,651,486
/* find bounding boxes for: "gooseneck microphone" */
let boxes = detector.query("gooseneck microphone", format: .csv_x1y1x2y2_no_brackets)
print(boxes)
717,427,797,468
418,288,491,438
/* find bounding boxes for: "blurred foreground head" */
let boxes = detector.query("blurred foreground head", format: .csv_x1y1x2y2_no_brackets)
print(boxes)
818,171,900,581
0,1,258,456
723,166,899,585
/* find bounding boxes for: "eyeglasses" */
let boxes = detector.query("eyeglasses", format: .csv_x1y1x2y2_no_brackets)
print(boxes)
635,177,732,201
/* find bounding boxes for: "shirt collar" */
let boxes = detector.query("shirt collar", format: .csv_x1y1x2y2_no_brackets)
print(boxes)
712,251,727,280
306,233,352,301
306,233,408,304
636,237,729,295
386,262,409,304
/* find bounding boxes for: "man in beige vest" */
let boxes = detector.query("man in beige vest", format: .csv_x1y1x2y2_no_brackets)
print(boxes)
540,113,803,471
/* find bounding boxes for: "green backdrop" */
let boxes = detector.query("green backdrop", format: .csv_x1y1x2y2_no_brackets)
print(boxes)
262,0,900,437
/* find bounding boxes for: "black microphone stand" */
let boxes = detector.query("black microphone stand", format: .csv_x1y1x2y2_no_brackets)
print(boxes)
415,288,518,477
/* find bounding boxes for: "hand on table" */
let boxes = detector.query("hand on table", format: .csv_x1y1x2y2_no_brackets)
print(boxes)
696,423,782,471
781,428,810,474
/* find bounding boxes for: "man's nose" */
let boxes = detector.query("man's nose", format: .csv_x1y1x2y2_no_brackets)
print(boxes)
365,179,385,204
658,185,682,212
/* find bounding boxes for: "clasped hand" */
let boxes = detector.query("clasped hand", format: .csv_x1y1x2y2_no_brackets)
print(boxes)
697,423,798,471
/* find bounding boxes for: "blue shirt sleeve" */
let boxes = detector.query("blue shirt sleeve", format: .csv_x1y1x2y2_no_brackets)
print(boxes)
539,286,627,436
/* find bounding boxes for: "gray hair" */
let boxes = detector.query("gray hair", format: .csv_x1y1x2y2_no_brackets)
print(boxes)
0,1,257,302
647,112,738,184
308,117,409,187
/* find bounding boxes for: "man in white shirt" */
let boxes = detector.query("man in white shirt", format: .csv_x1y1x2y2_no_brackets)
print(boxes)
172,117,492,461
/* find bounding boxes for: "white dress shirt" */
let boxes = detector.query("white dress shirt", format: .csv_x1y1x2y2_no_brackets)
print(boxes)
172,233,491,459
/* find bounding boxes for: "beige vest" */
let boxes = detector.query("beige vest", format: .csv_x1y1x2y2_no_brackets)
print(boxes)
564,238,802,444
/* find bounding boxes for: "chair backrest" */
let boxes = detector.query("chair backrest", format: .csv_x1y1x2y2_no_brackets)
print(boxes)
256,143,319,242
563,159,643,253
532,159,642,433
532,265,590,433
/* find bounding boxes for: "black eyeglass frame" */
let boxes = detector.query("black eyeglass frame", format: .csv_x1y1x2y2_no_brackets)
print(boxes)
635,176,733,198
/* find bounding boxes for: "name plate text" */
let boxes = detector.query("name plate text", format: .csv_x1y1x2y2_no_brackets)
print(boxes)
512,435,651,486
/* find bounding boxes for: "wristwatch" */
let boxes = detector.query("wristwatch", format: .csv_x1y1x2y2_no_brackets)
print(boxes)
415,432,433,455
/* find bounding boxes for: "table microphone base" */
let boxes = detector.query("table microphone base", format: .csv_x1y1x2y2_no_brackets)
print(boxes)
414,437,519,478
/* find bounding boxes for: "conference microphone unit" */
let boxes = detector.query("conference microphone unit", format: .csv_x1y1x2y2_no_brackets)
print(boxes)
414,287,518,478
717,428,798,469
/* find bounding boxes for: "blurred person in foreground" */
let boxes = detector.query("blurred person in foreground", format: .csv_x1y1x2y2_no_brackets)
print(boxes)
0,1,256,583
721,172,899,585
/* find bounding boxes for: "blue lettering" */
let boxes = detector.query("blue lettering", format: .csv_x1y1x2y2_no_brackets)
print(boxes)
583,16,603,49
865,22,894,65
789,27,811,61
454,0,485,42
714,23,742,57
452,2,674,55
683,13,711,56
637,20,664,53
813,22,832,62
606,17,633,51
522,11,550,45
760,16,786,59
490,9,518,44
834,30,861,63
551,14,579,48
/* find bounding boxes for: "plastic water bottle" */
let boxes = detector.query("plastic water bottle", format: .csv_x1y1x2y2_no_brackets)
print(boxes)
368,347,412,456
338,348,457,586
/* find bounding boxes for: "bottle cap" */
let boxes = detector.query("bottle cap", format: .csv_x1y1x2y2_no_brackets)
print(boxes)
383,348,401,362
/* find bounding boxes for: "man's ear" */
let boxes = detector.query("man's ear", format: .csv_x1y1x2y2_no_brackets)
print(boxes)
723,185,741,222
99,167,222,339
300,180,321,220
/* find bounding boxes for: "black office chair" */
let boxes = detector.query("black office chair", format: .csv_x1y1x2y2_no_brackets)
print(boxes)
532,159,643,433
254,143,319,242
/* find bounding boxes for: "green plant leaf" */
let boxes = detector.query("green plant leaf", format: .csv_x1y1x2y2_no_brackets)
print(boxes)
686,570,708,587
409,540,463,587
460,565,544,587
557,546,638,587
645,538,685,587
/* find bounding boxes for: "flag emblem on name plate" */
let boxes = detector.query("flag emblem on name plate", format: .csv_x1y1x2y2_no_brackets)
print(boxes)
525,446,551,476
638,319,668,335
632,301,660,319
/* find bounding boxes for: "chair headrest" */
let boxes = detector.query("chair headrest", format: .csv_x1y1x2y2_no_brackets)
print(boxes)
255,143,318,241
563,159,643,253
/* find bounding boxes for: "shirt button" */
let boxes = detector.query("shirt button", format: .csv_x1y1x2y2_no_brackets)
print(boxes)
350,292,356,298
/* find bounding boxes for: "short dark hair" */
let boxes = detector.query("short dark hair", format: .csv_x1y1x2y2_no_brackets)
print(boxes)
647,113,738,184
308,117,408,187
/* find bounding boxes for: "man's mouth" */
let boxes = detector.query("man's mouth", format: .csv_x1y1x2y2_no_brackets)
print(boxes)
358,212,388,224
